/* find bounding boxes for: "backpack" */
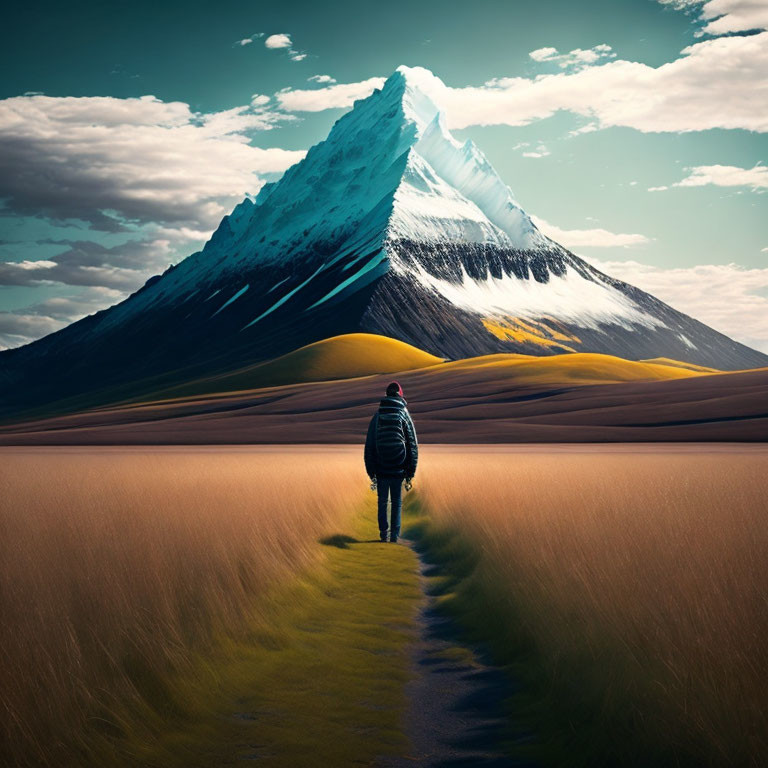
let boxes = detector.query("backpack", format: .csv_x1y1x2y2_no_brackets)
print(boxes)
374,410,408,470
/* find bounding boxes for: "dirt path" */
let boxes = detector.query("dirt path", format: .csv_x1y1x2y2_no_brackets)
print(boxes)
378,539,514,768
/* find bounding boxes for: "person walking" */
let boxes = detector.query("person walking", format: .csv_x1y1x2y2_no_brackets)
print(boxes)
364,381,418,543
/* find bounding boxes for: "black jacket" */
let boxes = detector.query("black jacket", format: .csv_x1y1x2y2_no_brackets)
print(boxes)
364,395,418,479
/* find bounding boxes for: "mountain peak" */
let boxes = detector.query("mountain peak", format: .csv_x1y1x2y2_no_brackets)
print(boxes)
388,66,446,133
394,64,446,93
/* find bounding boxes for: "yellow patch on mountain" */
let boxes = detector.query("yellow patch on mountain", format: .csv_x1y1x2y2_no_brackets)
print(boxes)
482,317,578,352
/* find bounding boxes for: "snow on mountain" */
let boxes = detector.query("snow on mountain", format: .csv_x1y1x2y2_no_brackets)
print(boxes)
405,259,665,332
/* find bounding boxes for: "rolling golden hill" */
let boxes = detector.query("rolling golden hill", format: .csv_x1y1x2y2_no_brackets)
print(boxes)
641,357,720,373
437,351,707,385
153,333,445,400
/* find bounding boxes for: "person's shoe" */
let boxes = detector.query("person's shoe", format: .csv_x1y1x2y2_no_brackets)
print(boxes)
380,534,388,542
390,536,399,544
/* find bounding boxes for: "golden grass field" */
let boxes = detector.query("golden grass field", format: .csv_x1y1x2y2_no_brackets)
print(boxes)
1,445,766,766
411,446,768,766
0,448,383,767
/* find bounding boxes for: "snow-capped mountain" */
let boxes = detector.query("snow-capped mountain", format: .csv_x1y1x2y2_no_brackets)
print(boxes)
1,66,766,413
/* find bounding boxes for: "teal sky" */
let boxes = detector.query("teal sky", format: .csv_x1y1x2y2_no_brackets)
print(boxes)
1,0,766,350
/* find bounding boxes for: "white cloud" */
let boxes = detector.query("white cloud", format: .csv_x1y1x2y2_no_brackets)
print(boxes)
4,259,58,271
308,74,336,84
279,33,768,133
646,164,768,192
0,94,304,231
569,122,599,136
589,257,768,353
264,33,292,49
522,144,551,158
529,47,558,62
700,0,768,34
420,33,768,133
276,77,387,111
529,43,616,69
657,0,700,7
532,216,651,247
263,33,307,62
658,0,768,35
673,163,768,189
234,32,263,47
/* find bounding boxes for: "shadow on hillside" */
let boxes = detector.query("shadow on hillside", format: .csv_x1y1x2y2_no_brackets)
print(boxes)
319,534,358,548
319,534,388,547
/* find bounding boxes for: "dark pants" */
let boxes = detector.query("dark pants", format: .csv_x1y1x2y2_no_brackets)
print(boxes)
377,476,403,540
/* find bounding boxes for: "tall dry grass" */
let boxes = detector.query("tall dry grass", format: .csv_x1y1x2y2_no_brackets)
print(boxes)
413,448,768,766
0,447,363,767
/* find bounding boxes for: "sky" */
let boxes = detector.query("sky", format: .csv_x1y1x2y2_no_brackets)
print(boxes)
0,0,766,352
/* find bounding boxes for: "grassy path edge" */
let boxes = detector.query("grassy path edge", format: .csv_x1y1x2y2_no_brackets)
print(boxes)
402,492,733,768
